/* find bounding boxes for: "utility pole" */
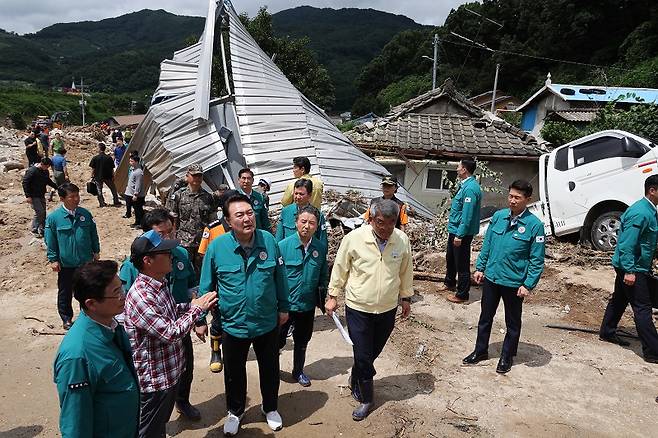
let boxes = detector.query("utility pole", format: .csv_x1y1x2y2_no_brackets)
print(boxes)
432,34,439,89
490,63,500,114
80,77,86,126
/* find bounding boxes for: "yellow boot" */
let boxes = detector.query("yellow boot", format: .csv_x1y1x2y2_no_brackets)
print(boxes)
210,335,223,373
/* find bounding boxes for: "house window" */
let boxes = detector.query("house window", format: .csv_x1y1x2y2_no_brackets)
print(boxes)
424,167,458,191
426,169,443,190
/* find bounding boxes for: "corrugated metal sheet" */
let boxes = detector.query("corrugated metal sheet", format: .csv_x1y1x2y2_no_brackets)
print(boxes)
225,4,434,217
117,0,434,218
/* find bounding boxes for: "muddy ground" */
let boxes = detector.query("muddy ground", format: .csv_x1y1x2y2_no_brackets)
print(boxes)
0,128,657,437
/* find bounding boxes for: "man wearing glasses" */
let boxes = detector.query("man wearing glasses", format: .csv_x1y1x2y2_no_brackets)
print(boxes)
123,230,217,437
119,209,201,421
54,260,140,438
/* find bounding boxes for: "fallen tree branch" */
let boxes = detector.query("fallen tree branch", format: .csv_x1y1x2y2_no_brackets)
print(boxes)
413,271,445,282
23,316,45,323
545,324,639,339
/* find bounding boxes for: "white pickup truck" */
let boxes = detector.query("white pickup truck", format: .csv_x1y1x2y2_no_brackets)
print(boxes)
483,130,657,251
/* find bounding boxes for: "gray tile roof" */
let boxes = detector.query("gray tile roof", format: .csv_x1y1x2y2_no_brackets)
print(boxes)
387,78,483,119
347,113,546,159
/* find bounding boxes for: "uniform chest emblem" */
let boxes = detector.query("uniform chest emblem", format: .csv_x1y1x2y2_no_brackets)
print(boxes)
518,226,526,234
312,250,319,258
79,216,85,222
259,251,268,260
464,197,472,203
177,261,184,271
253,200,259,206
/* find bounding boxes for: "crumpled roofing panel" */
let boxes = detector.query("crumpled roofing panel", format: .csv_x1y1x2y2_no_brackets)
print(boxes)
225,4,434,217
118,0,434,218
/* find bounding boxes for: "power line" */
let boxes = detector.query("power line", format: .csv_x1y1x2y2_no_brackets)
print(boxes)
442,38,653,74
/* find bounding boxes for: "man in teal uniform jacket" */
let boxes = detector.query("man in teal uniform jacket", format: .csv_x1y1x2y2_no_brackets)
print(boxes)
45,182,100,329
54,260,139,438
118,208,202,420
275,178,328,245
463,180,545,374
199,193,290,436
444,157,482,303
278,204,329,387
600,174,658,362
237,168,271,232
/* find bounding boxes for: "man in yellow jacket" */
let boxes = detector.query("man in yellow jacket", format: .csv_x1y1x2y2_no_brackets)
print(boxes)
325,198,412,421
280,156,323,209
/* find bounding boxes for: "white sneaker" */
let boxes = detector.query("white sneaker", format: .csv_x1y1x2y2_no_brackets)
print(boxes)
261,407,283,431
223,412,243,436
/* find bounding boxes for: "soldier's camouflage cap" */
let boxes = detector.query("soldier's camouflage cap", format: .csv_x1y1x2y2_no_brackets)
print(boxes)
187,164,204,175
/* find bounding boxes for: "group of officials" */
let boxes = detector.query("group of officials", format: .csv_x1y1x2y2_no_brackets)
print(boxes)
46,151,658,437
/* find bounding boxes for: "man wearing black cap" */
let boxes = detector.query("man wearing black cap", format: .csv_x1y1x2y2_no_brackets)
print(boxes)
123,230,217,437
364,176,409,231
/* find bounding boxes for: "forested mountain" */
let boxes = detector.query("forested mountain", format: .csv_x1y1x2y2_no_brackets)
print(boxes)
271,6,423,109
352,0,658,116
0,10,204,92
0,7,421,110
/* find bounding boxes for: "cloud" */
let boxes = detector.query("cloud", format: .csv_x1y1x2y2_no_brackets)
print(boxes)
1,0,470,34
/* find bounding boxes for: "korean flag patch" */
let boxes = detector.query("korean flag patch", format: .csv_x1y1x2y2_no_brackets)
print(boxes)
536,236,545,243
202,230,210,239
464,197,472,203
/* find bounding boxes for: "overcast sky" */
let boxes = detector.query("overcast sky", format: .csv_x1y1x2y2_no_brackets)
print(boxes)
1,0,470,34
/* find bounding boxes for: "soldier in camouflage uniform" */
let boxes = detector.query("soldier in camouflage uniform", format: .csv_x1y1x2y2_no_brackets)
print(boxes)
167,164,221,273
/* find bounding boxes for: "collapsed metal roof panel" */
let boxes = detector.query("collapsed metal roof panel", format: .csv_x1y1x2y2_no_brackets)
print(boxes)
118,0,435,218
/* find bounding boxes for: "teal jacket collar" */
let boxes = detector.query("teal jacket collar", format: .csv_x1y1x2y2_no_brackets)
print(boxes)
642,197,658,215
505,208,532,225
76,310,117,343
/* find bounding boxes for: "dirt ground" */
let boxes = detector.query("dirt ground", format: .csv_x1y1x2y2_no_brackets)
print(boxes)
1,129,658,437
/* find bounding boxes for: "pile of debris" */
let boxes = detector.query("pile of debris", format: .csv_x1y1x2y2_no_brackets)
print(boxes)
0,127,24,172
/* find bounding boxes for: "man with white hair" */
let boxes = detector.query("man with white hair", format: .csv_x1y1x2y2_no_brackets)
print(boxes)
325,198,413,421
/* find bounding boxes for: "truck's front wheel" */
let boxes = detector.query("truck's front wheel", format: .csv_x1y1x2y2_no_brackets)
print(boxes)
590,211,623,251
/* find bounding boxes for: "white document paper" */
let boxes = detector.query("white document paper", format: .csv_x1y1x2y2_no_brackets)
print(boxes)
331,312,353,345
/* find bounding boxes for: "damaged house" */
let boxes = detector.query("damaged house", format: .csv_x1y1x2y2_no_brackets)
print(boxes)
346,80,548,213
115,0,433,218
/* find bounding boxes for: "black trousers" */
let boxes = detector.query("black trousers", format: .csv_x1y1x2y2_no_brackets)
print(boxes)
131,196,146,226
475,279,524,357
57,267,76,322
139,383,178,438
445,233,474,298
600,269,658,357
95,178,120,206
210,307,223,337
123,194,133,217
176,333,194,404
346,306,396,381
184,246,202,281
278,310,315,376
222,327,280,416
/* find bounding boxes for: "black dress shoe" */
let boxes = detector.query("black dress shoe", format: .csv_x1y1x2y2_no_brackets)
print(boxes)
462,351,488,364
496,356,513,374
176,401,201,421
599,334,631,347
644,355,658,364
